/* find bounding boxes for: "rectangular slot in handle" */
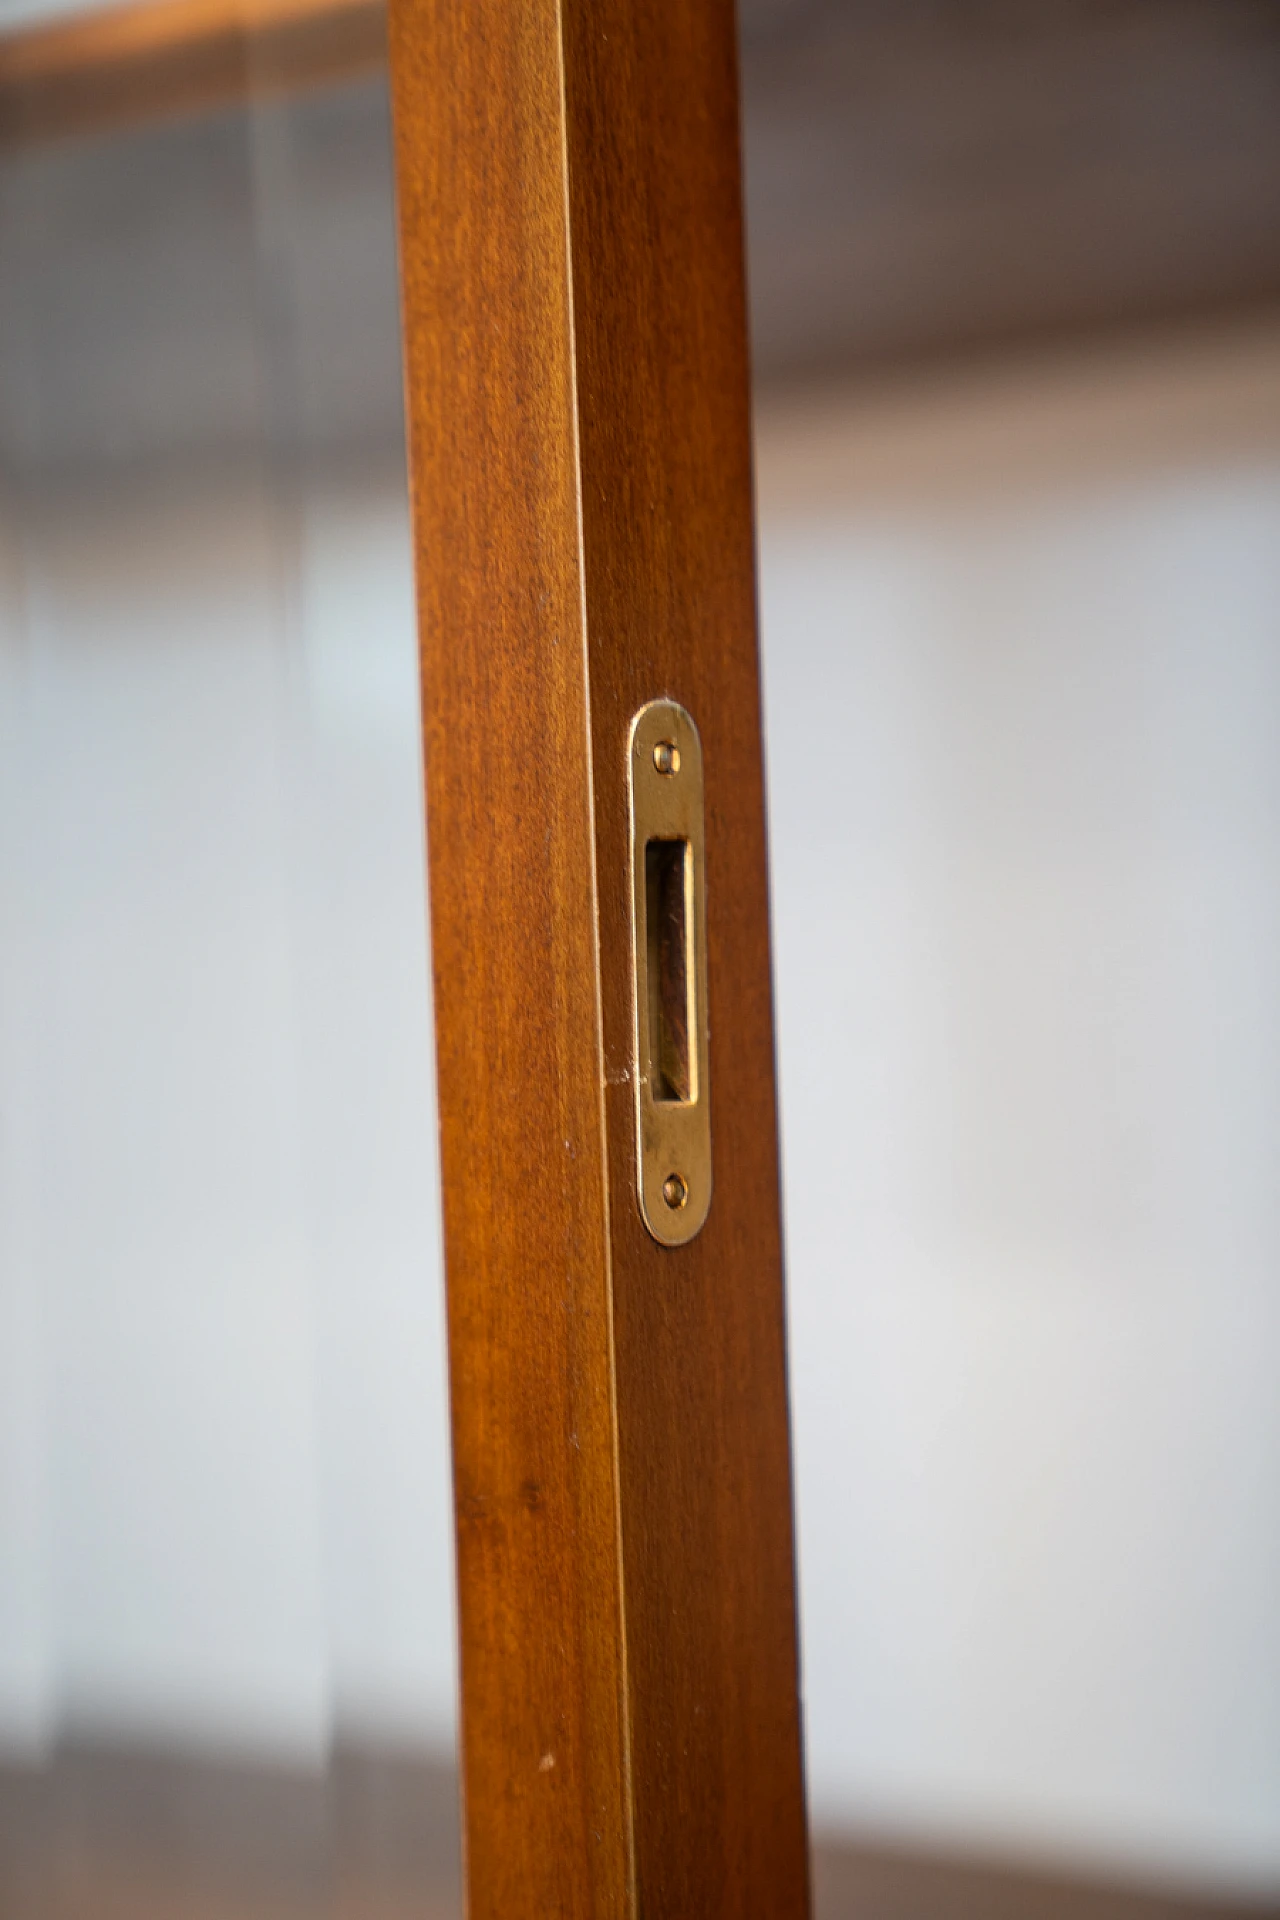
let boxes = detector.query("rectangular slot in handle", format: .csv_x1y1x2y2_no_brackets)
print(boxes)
628,700,711,1245
645,837,694,1104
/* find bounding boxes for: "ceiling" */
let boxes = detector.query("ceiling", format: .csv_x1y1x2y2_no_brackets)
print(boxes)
738,0,1280,382
3,0,1279,478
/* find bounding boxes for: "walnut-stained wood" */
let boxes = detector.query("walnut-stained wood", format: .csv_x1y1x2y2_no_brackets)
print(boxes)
388,0,809,1914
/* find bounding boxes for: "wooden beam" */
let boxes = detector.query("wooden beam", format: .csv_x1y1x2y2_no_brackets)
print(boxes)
0,0,385,148
387,0,810,1914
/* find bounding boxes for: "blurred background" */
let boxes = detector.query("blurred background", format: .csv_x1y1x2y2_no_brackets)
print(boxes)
1,1,1279,1915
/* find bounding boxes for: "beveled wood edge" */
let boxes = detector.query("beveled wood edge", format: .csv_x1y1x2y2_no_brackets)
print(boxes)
0,0,386,149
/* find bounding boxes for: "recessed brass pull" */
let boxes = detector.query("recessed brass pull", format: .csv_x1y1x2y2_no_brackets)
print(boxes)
628,699,711,1245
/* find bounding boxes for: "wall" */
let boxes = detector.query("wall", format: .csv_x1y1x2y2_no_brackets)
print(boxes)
757,325,1280,1895
0,455,455,1758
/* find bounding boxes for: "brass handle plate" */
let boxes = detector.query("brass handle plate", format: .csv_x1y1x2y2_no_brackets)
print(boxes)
627,698,712,1246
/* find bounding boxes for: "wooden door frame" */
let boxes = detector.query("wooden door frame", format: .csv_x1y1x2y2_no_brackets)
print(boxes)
0,0,811,1908
388,3,808,1914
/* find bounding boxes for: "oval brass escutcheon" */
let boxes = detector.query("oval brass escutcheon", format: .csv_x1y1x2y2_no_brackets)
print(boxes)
627,699,712,1246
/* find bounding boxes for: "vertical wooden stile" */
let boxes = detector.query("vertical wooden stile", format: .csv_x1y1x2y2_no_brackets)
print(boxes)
387,1,810,1913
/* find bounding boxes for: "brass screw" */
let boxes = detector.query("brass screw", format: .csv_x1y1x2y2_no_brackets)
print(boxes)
662,1171,689,1211
653,739,681,776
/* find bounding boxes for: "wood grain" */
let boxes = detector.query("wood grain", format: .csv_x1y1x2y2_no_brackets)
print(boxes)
560,4,809,1913
388,0,809,1913
388,3,634,1915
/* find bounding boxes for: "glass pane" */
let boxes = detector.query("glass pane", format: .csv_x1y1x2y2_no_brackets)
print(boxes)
3,4,1278,1917
758,336,1280,1904
740,6,1280,1900
0,7,460,1913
